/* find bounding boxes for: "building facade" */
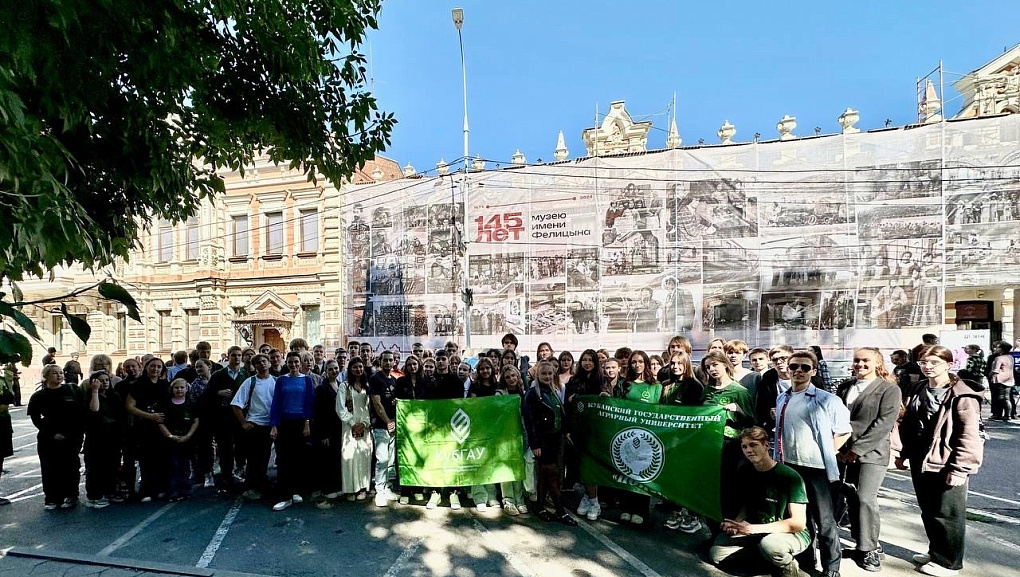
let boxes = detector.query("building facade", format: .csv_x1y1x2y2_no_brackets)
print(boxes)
13,156,402,366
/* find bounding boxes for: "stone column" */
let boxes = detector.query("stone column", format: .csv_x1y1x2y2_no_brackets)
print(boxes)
1007,287,1018,346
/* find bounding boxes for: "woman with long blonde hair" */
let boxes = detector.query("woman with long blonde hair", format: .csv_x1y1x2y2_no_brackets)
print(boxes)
834,347,901,572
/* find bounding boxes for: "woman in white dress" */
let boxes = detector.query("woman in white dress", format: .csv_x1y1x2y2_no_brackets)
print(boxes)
336,358,373,500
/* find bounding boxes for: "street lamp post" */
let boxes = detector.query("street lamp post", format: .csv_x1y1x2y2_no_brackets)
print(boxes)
452,7,472,349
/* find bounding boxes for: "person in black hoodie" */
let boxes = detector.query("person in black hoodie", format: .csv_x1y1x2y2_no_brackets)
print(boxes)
114,358,142,500
420,350,467,509
28,364,86,509
565,349,604,520
523,360,576,526
468,358,501,510
395,355,425,504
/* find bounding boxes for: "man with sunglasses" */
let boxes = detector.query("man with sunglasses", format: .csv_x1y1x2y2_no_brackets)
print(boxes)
773,351,851,577
756,345,825,437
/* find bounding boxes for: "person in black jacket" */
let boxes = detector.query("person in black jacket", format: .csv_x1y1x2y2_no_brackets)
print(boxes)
523,360,576,526
83,371,125,508
28,364,86,509
564,349,604,520
199,347,250,492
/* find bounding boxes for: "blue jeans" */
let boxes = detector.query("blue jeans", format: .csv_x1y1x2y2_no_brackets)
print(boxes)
371,428,395,494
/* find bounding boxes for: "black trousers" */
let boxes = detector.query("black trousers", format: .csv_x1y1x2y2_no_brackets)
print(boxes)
788,464,841,573
38,435,81,504
990,383,1011,419
274,420,311,499
242,424,273,495
910,463,968,570
211,417,237,483
844,461,888,552
84,435,120,500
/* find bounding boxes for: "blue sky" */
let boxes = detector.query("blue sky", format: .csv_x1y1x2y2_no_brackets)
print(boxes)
366,1,1020,171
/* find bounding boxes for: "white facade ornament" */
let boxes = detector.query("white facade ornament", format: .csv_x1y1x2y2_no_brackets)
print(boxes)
666,118,682,149
402,162,417,177
952,45,1020,119
554,131,569,161
777,115,797,140
838,108,860,133
511,149,526,165
920,80,942,123
717,120,736,144
436,158,449,175
371,167,384,181
472,157,486,171
582,100,652,156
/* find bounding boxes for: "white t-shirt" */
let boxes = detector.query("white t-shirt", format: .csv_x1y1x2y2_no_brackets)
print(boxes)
781,390,825,469
230,375,276,426
777,377,792,394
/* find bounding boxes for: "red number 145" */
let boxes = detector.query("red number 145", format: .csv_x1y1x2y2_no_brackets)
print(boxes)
475,212,524,242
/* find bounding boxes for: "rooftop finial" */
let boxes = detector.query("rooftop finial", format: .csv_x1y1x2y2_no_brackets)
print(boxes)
511,149,526,165
666,118,682,149
718,120,736,144
554,131,569,161
777,115,797,140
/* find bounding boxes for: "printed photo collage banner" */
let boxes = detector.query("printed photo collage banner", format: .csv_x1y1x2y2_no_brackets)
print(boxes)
342,115,1020,354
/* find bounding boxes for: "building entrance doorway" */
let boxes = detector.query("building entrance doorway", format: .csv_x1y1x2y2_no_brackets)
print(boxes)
263,328,285,351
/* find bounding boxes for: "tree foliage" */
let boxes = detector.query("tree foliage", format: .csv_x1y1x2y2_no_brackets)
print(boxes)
0,0,395,364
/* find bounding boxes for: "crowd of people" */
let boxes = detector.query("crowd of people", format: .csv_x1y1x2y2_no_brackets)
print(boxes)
0,332,989,577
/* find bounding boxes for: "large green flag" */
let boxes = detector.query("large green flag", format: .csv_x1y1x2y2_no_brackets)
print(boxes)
573,397,726,521
396,396,525,487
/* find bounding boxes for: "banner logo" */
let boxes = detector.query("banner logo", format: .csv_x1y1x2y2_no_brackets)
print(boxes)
611,428,664,482
450,408,471,444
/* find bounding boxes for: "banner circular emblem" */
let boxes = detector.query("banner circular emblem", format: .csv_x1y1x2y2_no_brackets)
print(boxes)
610,428,664,482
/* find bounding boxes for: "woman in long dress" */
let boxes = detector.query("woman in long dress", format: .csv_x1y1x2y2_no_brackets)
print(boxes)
336,357,373,500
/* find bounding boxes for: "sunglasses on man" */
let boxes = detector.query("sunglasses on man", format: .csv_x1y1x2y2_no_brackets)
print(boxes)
788,363,814,373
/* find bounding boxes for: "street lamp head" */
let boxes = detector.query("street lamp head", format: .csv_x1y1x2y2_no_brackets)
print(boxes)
452,7,464,30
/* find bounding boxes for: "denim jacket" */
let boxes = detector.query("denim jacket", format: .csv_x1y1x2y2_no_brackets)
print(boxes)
774,383,852,482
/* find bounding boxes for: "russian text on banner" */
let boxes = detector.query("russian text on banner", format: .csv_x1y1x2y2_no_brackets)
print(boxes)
573,396,726,521
397,396,526,487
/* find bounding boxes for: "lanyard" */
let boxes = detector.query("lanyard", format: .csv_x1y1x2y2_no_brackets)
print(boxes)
775,396,792,462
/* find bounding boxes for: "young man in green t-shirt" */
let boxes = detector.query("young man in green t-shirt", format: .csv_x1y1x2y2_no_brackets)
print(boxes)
709,426,810,577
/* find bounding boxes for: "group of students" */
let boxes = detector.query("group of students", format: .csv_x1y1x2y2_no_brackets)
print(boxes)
6,333,983,577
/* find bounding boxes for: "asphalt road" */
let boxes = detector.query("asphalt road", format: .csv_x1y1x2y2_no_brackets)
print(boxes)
2,406,1018,577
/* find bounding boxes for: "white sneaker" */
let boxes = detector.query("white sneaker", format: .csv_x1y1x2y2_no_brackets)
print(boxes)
913,553,932,565
586,500,601,521
413,493,425,502
476,502,488,511
503,500,520,516
577,495,591,516
386,489,399,501
426,492,441,509
620,512,631,522
517,503,529,514
449,492,462,510
678,510,703,534
374,493,388,507
203,474,215,488
272,499,292,511
630,514,644,525
918,562,959,577
291,494,303,504
399,496,409,505
487,499,500,508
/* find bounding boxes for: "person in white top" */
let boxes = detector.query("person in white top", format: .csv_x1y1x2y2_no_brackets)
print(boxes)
336,357,373,500
230,354,276,501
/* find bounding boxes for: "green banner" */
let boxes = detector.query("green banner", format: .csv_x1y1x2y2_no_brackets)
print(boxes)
397,396,525,487
573,397,726,521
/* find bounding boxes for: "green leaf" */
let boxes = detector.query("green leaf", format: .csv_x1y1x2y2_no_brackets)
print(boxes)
98,281,141,322
0,329,33,366
61,303,91,344
0,301,41,340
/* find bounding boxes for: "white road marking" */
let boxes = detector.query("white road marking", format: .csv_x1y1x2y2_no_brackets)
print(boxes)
472,518,535,577
885,471,1020,506
97,502,177,556
382,537,424,577
881,487,1020,525
195,497,244,568
4,483,43,499
570,513,662,577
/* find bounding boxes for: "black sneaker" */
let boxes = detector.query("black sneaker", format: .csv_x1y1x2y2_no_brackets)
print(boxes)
859,550,881,572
